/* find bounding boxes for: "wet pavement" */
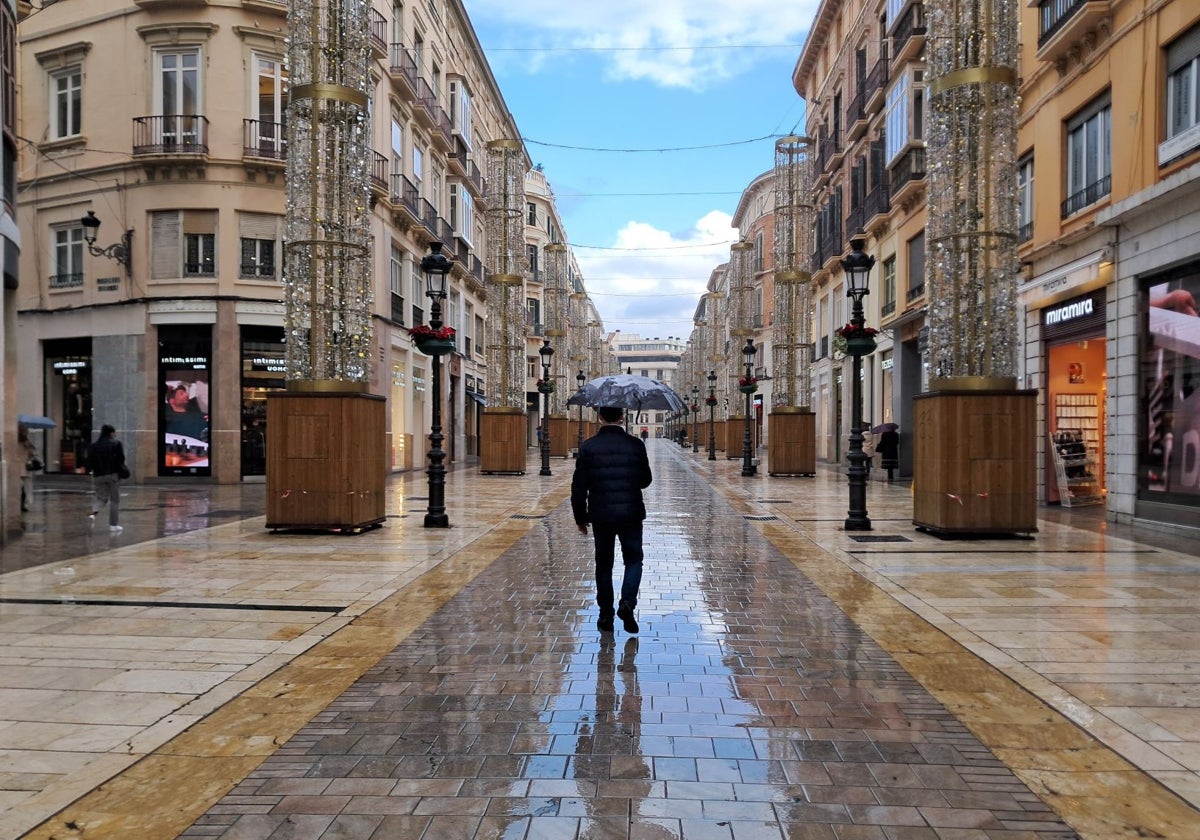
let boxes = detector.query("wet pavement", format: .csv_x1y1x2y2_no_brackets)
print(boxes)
3,443,1199,838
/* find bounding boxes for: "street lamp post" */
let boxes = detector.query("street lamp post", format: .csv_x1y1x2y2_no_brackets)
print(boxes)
841,239,876,531
740,339,757,477
420,242,453,528
538,340,554,476
707,370,717,461
691,386,700,452
575,369,586,457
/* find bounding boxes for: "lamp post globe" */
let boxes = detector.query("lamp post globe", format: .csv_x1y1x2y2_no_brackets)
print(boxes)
740,339,757,477
840,239,876,531
538,339,554,476
420,241,453,528
706,369,718,461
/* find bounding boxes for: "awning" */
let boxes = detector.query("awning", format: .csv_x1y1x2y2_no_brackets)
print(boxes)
467,392,487,406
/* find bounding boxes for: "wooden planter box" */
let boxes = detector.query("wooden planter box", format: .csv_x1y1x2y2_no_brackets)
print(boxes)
913,389,1037,535
768,410,815,476
266,389,386,532
724,417,747,458
480,409,527,474
547,416,572,457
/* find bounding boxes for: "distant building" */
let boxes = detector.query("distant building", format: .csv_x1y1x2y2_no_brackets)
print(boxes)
609,333,685,438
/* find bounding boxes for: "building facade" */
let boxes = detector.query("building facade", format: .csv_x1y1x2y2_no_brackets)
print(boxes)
1019,0,1200,532
609,332,685,438
1,0,21,538
15,0,590,485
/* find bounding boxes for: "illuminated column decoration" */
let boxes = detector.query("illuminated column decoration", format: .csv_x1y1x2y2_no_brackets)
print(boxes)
588,320,603,377
569,291,589,379
772,136,815,409
925,0,1020,387
727,242,755,395
284,0,373,382
484,139,530,408
706,292,727,417
543,243,570,414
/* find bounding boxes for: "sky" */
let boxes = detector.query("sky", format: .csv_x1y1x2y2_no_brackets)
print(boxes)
463,0,818,341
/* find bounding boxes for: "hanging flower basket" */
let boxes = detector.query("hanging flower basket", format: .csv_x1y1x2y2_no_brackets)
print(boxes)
409,324,456,356
738,376,758,395
705,396,718,407
536,379,555,394
835,323,879,357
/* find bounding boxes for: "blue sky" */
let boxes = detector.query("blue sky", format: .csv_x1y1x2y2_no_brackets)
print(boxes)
464,0,817,340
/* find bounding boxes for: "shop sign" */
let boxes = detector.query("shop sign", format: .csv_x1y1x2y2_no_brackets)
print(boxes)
1043,297,1094,326
53,360,89,375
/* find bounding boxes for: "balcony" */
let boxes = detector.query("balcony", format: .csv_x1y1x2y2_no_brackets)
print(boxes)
888,146,926,205
890,2,927,67
882,299,897,317
816,129,841,175
370,151,388,199
49,272,83,289
1036,0,1109,64
906,282,926,303
388,44,418,100
414,77,438,128
845,88,868,143
1060,174,1110,218
390,292,405,326
846,203,867,237
369,9,388,59
817,227,844,272
864,181,891,228
391,173,421,225
242,119,286,162
864,51,889,117
1019,220,1033,243
133,114,209,158
449,136,469,177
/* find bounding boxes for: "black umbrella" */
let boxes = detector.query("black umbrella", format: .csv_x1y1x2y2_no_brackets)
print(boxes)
567,374,686,413
871,422,899,434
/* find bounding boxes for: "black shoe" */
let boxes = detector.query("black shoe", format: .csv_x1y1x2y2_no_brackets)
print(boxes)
617,600,638,634
597,614,614,633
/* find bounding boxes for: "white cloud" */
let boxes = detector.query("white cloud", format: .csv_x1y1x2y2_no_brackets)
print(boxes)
576,210,737,338
467,0,818,89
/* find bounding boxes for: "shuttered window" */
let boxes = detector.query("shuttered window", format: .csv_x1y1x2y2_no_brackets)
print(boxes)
151,210,217,279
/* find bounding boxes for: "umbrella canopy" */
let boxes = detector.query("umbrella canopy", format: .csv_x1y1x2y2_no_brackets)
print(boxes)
17,414,56,429
567,374,686,413
871,422,898,434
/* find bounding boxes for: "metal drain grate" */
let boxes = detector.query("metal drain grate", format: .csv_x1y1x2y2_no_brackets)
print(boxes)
744,515,780,521
510,514,545,520
758,499,793,504
848,534,912,542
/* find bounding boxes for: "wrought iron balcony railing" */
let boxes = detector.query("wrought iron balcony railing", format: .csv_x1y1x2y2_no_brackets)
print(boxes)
133,114,209,156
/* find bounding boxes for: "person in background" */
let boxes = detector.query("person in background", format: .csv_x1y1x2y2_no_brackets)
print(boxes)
878,428,900,481
18,425,39,512
88,424,128,533
572,406,653,634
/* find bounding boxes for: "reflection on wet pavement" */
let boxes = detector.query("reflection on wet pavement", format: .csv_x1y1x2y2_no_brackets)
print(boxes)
176,451,1082,839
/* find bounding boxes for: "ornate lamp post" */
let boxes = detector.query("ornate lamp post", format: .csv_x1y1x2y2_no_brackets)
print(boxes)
575,369,586,457
739,339,757,477
420,242,454,528
691,386,700,452
538,339,554,476
706,370,718,461
80,211,133,278
841,239,876,531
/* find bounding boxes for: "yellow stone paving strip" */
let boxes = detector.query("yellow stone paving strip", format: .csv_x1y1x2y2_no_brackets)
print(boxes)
705,476,1198,839
21,484,572,840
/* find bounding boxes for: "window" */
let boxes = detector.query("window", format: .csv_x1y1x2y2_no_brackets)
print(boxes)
389,243,405,325
450,183,473,244
474,313,484,356
1017,155,1034,242
252,55,287,155
151,210,217,279
527,297,541,332
52,225,83,288
527,244,539,282
906,230,925,301
238,213,279,279
882,256,897,316
410,254,424,325
449,77,472,148
1162,24,1200,165
51,67,81,139
464,302,474,355
754,232,764,272
412,144,424,197
884,68,924,164
156,48,201,144
527,202,537,226
1064,95,1111,217
430,160,443,213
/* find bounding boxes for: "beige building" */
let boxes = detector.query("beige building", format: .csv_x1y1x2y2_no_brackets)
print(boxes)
608,332,685,437
15,0,586,484
2,0,21,538
793,0,928,471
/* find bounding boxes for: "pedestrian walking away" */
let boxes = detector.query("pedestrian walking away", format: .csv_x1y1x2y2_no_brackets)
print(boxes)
571,405,653,634
88,424,129,533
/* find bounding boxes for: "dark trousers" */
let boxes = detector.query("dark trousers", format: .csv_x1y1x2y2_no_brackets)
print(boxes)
592,520,644,616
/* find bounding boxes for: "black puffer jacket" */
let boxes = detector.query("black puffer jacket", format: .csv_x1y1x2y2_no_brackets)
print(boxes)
89,435,126,478
571,425,652,526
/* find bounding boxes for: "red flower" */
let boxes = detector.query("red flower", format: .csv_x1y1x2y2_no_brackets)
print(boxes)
835,323,879,338
408,324,455,340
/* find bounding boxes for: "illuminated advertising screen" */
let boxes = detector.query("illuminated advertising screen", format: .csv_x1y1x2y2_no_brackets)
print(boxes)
159,333,212,476
1141,270,1200,501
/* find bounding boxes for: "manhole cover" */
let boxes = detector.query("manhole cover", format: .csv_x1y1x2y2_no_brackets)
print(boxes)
848,534,912,542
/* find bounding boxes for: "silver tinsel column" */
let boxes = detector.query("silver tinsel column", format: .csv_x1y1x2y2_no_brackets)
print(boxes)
925,0,1020,387
772,136,814,409
284,0,373,383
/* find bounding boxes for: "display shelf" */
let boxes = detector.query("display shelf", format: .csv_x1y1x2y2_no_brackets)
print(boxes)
1050,428,1102,507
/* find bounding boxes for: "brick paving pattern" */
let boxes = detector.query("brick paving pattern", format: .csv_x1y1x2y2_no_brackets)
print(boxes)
179,451,1079,839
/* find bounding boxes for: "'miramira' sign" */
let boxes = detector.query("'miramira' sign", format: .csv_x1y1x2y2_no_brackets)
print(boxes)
1044,297,1093,326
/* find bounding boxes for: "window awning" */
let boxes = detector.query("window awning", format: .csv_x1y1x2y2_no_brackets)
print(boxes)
467,392,487,405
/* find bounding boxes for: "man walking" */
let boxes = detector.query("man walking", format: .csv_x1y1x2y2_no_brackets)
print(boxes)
88,424,128,533
572,406,653,634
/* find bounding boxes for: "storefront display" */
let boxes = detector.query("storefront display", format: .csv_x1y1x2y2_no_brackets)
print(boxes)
241,326,285,477
43,339,92,473
159,327,212,476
